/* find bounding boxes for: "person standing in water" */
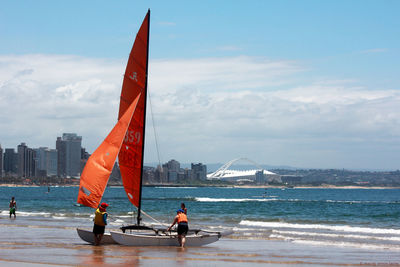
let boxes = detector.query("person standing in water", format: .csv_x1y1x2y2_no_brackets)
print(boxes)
9,197,17,219
167,209,188,247
93,202,108,246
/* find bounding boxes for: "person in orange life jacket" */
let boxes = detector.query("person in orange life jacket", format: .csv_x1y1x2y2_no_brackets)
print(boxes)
167,209,188,247
93,202,108,246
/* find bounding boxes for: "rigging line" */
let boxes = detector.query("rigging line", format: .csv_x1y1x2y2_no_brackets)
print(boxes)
148,88,168,206
141,209,168,226
147,88,162,168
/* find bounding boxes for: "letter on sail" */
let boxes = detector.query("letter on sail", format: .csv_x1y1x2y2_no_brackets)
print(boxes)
118,11,150,209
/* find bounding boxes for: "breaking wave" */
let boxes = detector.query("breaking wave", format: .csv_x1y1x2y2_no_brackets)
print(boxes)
195,197,277,202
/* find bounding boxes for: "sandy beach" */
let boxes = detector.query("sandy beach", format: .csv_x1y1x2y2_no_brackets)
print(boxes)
2,186,400,266
1,221,400,266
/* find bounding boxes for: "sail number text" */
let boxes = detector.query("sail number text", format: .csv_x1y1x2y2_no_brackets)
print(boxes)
124,130,141,144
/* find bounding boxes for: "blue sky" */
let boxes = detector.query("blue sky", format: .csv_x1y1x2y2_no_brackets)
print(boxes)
1,1,399,170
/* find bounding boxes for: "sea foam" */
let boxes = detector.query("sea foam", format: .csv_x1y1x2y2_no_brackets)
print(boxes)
195,197,277,202
272,230,400,241
291,239,400,251
239,220,400,235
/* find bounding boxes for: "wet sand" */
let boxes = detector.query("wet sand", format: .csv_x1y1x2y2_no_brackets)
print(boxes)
1,222,400,266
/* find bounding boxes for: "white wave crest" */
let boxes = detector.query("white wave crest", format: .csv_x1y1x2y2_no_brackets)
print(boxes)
195,197,277,202
292,239,400,251
233,227,263,232
272,230,400,241
239,220,400,235
14,211,52,217
52,216,66,220
155,187,198,189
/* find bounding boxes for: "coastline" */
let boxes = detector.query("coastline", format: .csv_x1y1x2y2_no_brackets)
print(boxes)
232,184,400,189
1,183,399,189
0,183,78,187
1,185,400,266
1,223,400,266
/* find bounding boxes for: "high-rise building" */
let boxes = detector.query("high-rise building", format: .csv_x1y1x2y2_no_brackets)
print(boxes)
191,163,207,180
56,137,66,177
46,148,58,177
166,159,180,172
0,144,3,177
162,159,181,183
17,143,36,177
35,147,58,177
17,143,27,177
56,133,82,177
4,148,18,175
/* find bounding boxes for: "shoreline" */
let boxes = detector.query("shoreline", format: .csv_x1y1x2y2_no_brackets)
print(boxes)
1,185,400,266
1,183,399,189
233,185,400,189
1,224,399,266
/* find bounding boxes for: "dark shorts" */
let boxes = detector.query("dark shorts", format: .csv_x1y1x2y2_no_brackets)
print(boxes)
93,224,105,235
177,222,188,236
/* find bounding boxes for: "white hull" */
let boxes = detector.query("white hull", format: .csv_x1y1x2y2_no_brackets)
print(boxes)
76,228,117,244
110,231,220,246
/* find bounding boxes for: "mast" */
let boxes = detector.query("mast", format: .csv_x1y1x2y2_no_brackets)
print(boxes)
137,9,150,225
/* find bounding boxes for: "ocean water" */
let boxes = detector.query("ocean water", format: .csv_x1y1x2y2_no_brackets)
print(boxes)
1,186,400,251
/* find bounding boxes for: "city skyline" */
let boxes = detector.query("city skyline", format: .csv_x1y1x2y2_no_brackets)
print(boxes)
0,136,396,172
1,1,399,170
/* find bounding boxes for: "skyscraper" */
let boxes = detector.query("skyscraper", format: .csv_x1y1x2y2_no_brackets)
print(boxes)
47,149,58,176
4,148,17,176
35,147,58,177
56,133,82,177
191,163,207,180
162,159,180,183
17,143,36,177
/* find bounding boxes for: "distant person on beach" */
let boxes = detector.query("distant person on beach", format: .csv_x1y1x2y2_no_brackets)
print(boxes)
167,209,188,247
9,197,17,218
180,203,187,214
93,202,108,246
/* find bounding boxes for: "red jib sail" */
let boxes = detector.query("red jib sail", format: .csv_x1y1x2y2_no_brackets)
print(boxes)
77,93,141,208
118,10,150,210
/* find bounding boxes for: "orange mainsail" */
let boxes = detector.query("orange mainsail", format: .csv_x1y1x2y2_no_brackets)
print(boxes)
118,10,150,213
77,93,141,208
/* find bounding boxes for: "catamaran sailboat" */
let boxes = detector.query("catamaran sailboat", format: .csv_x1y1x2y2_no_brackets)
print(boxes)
76,10,230,246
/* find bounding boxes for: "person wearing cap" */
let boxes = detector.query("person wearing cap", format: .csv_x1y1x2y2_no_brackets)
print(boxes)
167,209,189,247
93,202,108,245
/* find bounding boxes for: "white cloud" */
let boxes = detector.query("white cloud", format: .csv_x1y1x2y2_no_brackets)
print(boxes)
149,56,304,93
0,54,123,150
1,54,399,169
